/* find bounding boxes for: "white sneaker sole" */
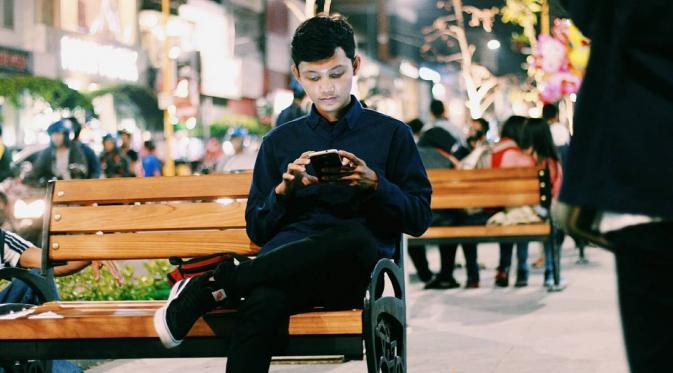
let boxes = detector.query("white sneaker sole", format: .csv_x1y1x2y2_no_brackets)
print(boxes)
153,278,192,349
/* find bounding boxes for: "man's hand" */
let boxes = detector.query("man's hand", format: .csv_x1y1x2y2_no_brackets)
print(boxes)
320,150,378,190
275,151,319,196
92,260,124,286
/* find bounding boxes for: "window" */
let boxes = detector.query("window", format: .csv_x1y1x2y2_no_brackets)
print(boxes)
36,0,55,26
1,0,15,29
60,0,138,46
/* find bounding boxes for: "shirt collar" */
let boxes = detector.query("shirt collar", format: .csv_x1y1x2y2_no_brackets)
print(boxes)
307,95,363,130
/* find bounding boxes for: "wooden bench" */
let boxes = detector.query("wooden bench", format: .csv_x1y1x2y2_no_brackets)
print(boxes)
0,173,407,373
406,167,562,289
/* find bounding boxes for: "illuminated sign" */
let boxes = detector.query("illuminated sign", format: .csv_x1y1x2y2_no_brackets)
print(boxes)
60,36,139,82
0,46,32,74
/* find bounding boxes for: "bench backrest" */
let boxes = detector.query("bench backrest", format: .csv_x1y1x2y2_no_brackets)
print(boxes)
427,167,550,210
41,173,260,268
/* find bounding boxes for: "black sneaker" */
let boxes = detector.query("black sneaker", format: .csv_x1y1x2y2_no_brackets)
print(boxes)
424,276,460,290
514,270,528,287
154,273,222,349
494,270,509,287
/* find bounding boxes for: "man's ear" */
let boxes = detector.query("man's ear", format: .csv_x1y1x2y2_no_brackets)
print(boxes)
291,64,300,80
352,55,362,75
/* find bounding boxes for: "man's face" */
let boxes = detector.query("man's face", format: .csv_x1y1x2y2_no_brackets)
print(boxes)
104,139,115,152
121,134,131,146
51,132,65,148
468,121,485,139
292,47,360,122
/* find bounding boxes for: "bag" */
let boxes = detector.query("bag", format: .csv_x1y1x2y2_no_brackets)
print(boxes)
487,205,543,226
166,253,234,287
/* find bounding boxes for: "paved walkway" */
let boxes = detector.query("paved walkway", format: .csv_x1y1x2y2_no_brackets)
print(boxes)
88,241,628,373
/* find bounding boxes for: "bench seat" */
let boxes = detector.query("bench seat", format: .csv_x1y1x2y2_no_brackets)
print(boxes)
0,301,363,340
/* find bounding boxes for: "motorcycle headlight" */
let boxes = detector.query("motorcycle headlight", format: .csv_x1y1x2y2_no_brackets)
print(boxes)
14,199,46,219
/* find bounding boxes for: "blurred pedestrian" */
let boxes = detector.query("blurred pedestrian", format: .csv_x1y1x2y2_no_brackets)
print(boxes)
27,120,88,185
520,118,563,287
0,126,13,182
560,1,673,371
492,116,535,287
100,134,131,178
118,130,139,176
275,79,307,127
142,140,162,177
200,137,224,174
64,117,100,179
219,128,256,173
429,99,464,148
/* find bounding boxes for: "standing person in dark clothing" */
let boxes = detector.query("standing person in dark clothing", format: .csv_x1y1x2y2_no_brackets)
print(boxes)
0,127,13,182
118,130,138,176
275,80,307,127
100,134,131,178
153,15,432,373
560,1,673,371
63,117,100,179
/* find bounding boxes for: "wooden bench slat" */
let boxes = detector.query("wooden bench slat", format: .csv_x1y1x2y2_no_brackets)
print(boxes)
431,179,540,194
49,230,259,261
0,302,362,339
427,167,542,182
52,173,252,204
50,202,246,233
431,193,541,209
414,223,551,239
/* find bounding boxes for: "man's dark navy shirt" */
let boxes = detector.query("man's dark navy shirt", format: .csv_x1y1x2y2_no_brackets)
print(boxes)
246,97,432,258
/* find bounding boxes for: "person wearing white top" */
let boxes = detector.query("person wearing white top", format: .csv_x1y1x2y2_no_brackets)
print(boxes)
429,99,465,149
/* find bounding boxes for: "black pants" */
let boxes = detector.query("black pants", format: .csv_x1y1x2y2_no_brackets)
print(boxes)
607,222,673,373
408,243,478,282
218,222,380,373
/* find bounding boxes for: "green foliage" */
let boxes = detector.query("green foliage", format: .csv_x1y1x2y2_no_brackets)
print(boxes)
56,260,173,301
87,84,163,131
209,114,271,138
0,75,93,112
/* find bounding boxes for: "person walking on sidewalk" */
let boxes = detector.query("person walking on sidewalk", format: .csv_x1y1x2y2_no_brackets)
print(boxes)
560,1,673,371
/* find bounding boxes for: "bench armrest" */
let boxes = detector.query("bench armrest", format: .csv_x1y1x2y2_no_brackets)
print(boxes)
364,257,407,372
0,268,58,303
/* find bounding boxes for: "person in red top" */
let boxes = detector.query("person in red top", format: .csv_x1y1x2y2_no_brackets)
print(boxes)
492,116,535,287
519,118,563,287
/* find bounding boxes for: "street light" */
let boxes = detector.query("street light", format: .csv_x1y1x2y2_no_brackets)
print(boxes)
487,39,501,50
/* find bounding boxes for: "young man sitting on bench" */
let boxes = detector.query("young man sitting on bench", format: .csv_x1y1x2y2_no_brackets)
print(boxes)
153,15,432,373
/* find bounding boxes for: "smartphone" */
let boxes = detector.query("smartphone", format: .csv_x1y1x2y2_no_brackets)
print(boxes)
309,149,343,179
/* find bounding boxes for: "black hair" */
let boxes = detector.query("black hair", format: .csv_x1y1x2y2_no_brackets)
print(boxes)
291,16,356,67
64,117,82,140
472,118,489,134
407,118,425,135
144,140,156,151
418,127,457,154
542,104,559,121
500,115,527,144
294,90,306,100
430,99,445,118
520,118,559,162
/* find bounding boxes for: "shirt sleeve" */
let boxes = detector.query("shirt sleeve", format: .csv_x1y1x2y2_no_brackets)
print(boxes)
364,125,433,237
244,138,289,246
2,230,34,268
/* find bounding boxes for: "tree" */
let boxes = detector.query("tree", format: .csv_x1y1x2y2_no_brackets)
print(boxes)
421,0,501,119
0,75,93,113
